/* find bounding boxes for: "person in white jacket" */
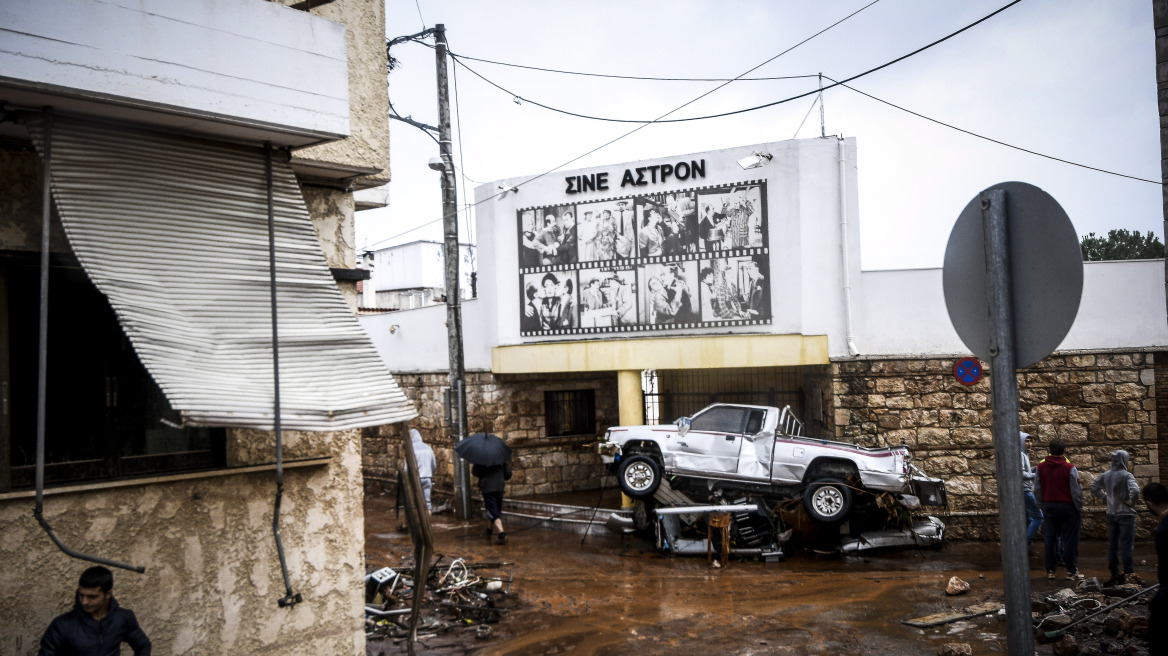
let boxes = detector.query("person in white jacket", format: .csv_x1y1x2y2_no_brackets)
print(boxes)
1090,449,1141,585
1020,432,1043,550
408,429,437,512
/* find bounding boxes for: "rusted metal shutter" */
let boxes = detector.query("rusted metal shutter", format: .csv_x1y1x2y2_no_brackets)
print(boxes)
27,116,417,430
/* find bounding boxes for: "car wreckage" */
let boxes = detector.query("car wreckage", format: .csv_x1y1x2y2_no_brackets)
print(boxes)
597,403,948,557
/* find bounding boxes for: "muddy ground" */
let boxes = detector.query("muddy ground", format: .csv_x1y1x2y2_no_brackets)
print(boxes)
363,494,1159,655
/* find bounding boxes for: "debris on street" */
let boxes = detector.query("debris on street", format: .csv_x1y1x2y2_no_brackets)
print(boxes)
364,556,516,648
903,602,1003,628
1031,576,1155,654
945,576,970,596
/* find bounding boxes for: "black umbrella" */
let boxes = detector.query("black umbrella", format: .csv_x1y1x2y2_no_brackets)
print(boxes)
454,432,512,467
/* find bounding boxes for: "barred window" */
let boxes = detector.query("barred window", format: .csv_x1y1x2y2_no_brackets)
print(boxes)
544,390,596,437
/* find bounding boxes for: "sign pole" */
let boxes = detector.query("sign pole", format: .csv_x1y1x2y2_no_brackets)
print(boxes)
980,188,1034,654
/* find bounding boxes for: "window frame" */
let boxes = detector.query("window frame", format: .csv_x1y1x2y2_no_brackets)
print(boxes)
543,389,597,437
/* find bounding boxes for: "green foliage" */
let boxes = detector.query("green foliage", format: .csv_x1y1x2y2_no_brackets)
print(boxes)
1079,229,1165,261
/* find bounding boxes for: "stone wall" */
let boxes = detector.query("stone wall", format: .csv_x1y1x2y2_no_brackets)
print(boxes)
364,371,619,499
832,350,1161,540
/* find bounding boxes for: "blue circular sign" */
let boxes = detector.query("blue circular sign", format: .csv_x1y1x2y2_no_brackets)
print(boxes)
953,357,982,386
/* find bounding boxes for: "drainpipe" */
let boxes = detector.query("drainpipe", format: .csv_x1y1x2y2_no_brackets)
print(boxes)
33,107,144,573
837,137,859,356
266,144,302,609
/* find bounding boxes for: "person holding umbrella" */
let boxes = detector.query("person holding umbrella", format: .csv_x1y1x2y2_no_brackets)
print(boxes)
454,431,513,545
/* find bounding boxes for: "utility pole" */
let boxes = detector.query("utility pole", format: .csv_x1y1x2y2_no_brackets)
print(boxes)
434,24,471,520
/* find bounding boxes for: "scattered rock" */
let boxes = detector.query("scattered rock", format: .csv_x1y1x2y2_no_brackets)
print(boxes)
937,644,972,656
946,577,970,596
1044,614,1074,630
1052,634,1079,655
1102,584,1142,599
1050,588,1079,605
1078,578,1102,594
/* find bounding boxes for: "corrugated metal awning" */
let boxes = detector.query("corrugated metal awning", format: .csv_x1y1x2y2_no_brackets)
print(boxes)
28,117,417,430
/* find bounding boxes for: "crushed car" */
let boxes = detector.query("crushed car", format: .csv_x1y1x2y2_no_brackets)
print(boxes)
597,403,947,556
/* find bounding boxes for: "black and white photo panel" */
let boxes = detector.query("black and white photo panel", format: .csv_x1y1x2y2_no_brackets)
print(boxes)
695,184,766,252
696,253,771,323
637,261,701,327
520,270,579,333
575,200,638,263
577,267,638,330
518,205,578,268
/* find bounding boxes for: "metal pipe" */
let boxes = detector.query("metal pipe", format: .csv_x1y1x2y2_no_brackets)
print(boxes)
653,504,758,515
837,137,859,356
266,144,300,609
32,108,144,573
980,188,1032,655
365,607,412,617
1043,584,1158,639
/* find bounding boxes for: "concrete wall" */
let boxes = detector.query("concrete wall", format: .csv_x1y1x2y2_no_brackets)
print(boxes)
0,0,349,140
0,430,366,655
285,0,390,187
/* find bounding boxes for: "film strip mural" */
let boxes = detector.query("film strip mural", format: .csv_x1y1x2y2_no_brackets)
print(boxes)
518,180,771,336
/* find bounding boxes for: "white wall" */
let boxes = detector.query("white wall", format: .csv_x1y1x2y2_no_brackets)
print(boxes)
0,0,348,141
852,260,1168,356
360,299,491,372
371,241,475,296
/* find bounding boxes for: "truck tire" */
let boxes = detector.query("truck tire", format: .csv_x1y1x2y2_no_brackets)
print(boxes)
632,499,656,534
617,455,662,499
803,478,852,524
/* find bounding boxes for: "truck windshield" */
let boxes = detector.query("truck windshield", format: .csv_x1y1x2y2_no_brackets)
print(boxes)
689,406,748,433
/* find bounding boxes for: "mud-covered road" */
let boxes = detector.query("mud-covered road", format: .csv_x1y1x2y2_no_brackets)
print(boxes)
364,494,1158,655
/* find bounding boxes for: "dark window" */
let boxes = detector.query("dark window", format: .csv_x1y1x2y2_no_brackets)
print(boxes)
544,390,595,437
2,254,225,491
689,406,748,433
745,409,765,434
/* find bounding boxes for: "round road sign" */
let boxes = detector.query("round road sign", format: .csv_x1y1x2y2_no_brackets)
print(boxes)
953,357,982,385
942,182,1083,369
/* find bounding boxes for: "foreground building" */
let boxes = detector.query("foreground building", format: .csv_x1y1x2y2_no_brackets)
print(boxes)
0,1,414,653
361,137,1168,540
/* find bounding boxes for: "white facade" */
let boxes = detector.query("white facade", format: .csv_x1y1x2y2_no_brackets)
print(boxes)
0,0,348,145
365,240,475,308
360,138,1168,373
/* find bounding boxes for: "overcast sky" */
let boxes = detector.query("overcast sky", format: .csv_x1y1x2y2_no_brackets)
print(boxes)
356,0,1160,271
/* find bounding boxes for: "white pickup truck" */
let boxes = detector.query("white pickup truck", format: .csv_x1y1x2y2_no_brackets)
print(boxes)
598,403,946,524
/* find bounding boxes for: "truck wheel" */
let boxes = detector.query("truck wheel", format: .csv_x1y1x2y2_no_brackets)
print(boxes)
618,455,662,499
803,478,851,524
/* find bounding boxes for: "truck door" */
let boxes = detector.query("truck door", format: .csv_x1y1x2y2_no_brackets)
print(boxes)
673,405,745,475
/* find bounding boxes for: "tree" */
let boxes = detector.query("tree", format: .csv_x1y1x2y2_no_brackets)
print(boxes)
1079,229,1165,261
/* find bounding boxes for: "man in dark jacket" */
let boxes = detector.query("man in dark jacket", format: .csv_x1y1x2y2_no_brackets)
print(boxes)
1033,438,1084,580
1142,481,1168,655
473,461,512,545
39,565,151,655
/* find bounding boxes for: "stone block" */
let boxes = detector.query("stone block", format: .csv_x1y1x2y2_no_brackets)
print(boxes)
1083,384,1116,404
1142,368,1156,386
905,378,947,395
1135,465,1158,479
929,455,970,474
952,393,989,409
1103,369,1139,383
834,409,853,426
917,428,951,446
876,413,901,429
949,427,992,445
1068,355,1096,367
838,395,867,408
886,395,914,409
883,429,916,445
1019,388,1051,405
875,378,905,393
1025,373,1057,387
1115,383,1146,401
920,393,953,409
946,476,982,495
1099,404,1128,424
1068,370,1097,384
1056,423,1088,442
1104,424,1141,441
1027,405,1068,423
1097,354,1133,368
1067,407,1099,424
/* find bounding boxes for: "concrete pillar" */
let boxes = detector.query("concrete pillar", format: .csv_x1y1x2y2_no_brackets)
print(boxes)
617,370,643,508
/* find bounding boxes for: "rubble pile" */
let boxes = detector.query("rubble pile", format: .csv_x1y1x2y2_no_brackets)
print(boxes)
364,557,516,647
1031,576,1151,656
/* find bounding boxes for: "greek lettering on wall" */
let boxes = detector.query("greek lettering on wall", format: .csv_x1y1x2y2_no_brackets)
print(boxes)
518,180,771,336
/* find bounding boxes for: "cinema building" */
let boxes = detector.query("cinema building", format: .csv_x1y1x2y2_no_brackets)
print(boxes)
362,136,1168,541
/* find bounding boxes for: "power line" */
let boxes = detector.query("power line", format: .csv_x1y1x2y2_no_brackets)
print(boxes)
370,0,883,250
412,0,426,32
450,0,1021,125
829,77,1159,185
452,50,475,243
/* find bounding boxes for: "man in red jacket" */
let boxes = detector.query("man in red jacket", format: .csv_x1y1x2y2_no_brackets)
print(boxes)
1033,438,1084,580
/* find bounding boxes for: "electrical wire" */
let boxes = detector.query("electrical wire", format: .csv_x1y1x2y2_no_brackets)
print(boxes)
370,0,883,249
792,90,822,140
452,51,475,243
448,0,1021,125
828,77,1159,185
412,0,426,32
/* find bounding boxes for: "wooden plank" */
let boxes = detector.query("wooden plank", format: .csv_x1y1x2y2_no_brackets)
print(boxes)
902,602,1002,628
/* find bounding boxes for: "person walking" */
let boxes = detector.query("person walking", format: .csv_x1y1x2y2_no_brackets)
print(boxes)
39,565,151,655
473,459,512,545
1142,481,1168,654
1090,449,1141,585
1020,432,1043,553
1033,438,1084,580
408,428,436,513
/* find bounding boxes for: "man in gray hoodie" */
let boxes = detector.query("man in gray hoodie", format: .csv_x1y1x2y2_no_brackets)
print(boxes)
408,429,437,512
1090,450,1141,585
